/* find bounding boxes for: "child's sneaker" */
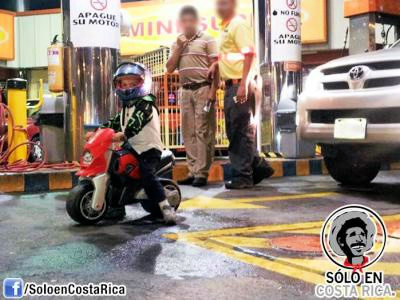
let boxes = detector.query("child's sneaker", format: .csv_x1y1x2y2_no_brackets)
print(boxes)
159,201,177,225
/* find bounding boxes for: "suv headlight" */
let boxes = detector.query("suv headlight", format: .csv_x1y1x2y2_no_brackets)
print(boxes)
304,69,323,92
82,151,93,164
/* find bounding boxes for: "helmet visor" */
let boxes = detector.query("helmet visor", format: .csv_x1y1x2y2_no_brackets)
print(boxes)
115,63,146,78
115,75,143,91
114,63,152,100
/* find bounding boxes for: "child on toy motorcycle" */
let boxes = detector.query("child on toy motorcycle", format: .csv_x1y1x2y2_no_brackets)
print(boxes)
90,62,177,225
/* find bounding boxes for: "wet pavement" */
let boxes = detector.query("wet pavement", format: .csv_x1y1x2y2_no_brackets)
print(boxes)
1,171,400,299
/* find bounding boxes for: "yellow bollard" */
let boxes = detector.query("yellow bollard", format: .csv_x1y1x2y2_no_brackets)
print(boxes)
7,79,28,164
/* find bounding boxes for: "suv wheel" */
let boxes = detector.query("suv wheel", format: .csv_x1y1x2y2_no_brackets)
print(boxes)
322,146,380,186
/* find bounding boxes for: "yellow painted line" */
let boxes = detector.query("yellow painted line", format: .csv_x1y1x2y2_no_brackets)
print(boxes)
236,192,338,203
285,228,321,235
181,192,338,210
181,236,400,287
382,214,400,222
287,225,400,240
370,239,400,254
164,214,400,288
183,236,326,286
171,220,324,239
171,213,400,239
385,238,400,253
368,262,400,276
209,236,271,249
279,257,336,275
180,196,267,210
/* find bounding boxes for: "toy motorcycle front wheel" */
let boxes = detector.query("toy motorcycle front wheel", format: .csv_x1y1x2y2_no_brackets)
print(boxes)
140,179,182,216
66,181,108,225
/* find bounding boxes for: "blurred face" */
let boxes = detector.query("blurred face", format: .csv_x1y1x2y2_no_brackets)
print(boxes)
216,0,235,20
116,75,143,90
180,14,198,36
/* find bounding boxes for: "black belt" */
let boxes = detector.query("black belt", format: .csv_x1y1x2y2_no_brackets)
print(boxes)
225,79,242,87
182,81,210,90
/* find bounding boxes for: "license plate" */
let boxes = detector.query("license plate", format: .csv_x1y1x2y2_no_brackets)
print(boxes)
334,118,367,140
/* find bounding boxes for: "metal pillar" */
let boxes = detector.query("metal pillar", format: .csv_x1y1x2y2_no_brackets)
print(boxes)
253,0,262,152
258,0,311,157
349,13,377,55
349,12,400,55
256,0,273,153
62,0,118,161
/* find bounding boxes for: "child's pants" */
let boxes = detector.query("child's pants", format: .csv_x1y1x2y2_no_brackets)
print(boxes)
138,148,166,204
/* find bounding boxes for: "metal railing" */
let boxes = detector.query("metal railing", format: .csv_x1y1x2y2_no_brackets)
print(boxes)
133,48,228,150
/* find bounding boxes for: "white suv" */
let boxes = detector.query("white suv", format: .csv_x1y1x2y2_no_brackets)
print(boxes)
298,41,400,185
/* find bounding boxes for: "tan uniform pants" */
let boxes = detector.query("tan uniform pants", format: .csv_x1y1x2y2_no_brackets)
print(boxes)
181,85,216,179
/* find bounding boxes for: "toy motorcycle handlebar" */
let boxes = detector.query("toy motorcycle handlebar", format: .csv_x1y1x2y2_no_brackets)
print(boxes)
86,128,115,146
86,129,127,143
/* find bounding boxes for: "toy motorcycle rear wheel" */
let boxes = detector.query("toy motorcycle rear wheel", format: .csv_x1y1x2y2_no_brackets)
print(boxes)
66,181,108,225
140,179,182,216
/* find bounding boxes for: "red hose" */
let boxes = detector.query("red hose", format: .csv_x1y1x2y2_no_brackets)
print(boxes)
0,92,79,173
0,102,13,163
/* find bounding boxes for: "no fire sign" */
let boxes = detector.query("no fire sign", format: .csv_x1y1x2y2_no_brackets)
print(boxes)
271,0,301,63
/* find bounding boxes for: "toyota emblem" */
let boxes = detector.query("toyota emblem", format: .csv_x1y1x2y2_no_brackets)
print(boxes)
349,66,365,80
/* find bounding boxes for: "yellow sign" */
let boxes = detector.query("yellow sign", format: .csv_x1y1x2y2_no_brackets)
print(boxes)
120,0,253,56
121,0,327,56
0,10,15,60
302,0,327,44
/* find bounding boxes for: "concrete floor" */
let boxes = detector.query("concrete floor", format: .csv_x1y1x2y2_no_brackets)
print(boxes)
1,172,400,299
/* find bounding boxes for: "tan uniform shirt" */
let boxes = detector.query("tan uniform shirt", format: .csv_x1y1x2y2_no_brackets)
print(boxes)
171,31,218,84
218,16,255,80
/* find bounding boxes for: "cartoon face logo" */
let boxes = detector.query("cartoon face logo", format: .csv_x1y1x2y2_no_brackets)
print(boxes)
321,205,387,272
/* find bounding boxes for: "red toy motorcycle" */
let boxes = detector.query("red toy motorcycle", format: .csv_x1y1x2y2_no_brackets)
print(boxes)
66,128,181,225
